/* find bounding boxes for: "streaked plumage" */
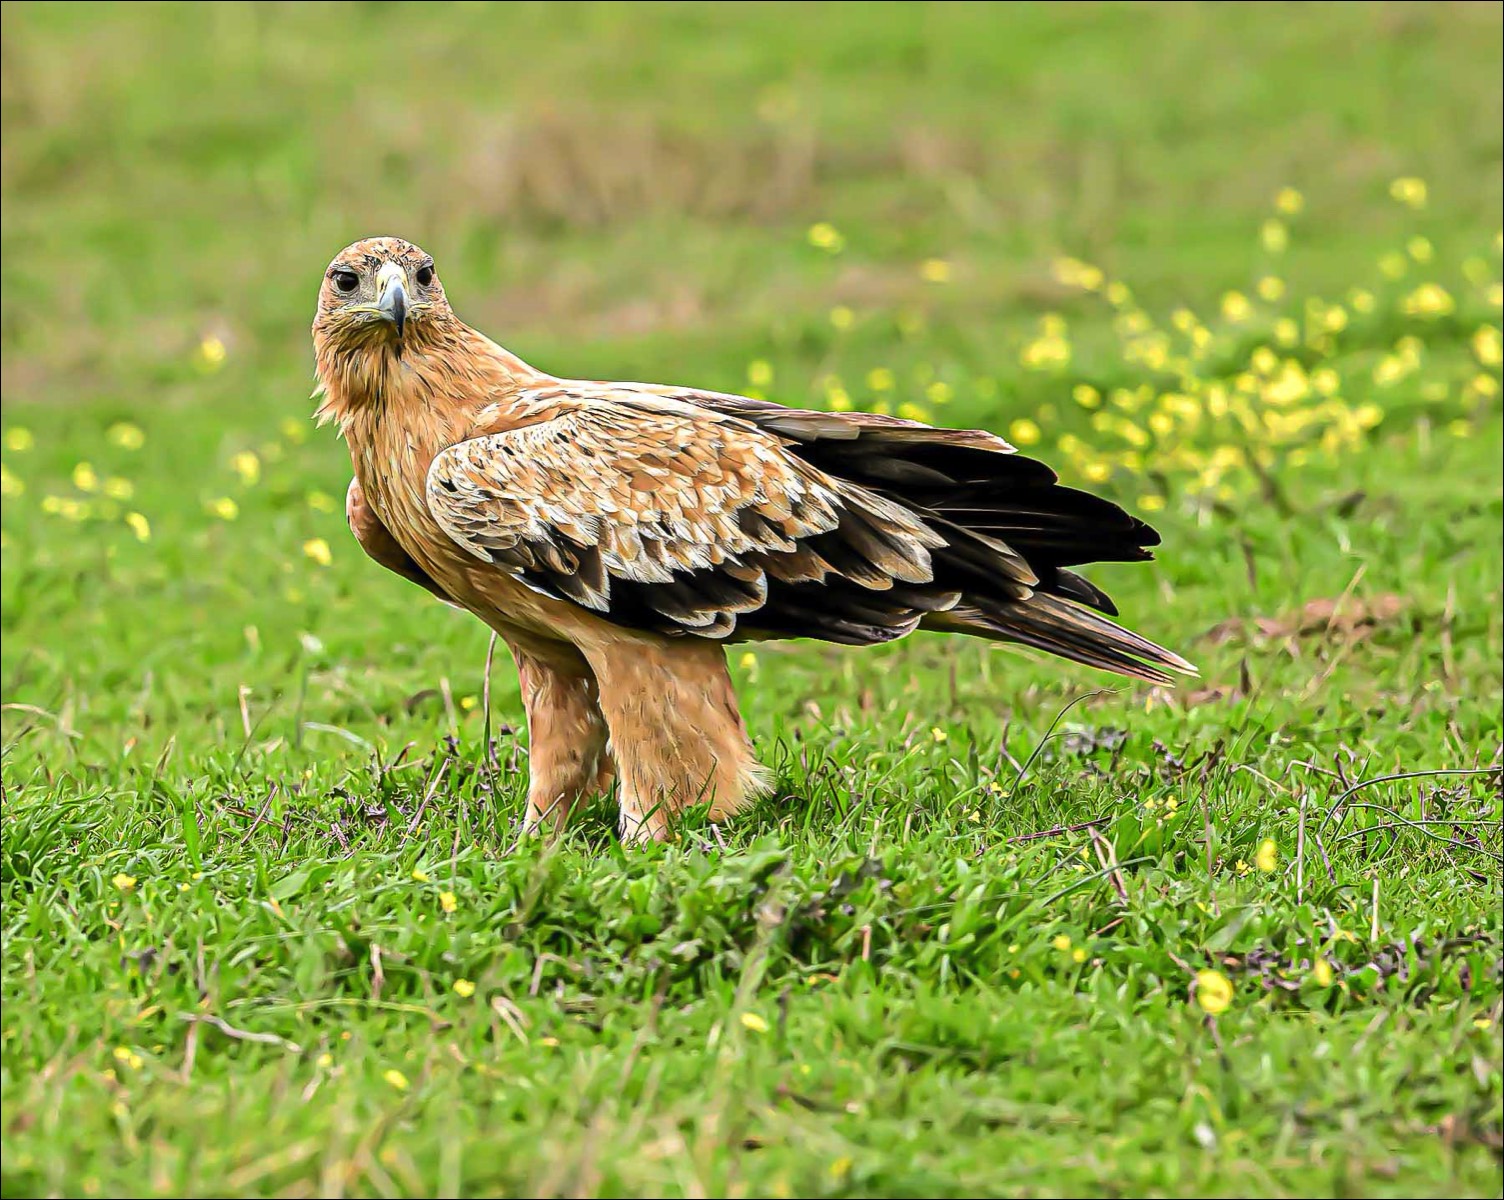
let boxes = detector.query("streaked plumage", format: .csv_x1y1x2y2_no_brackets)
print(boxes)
314,237,1193,842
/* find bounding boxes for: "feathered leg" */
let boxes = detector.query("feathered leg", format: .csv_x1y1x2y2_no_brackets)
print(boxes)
582,637,772,844
514,644,613,835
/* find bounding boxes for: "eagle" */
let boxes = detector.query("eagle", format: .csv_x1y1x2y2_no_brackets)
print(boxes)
313,237,1193,843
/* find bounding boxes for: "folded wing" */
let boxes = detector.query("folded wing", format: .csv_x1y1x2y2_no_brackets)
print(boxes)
426,387,989,642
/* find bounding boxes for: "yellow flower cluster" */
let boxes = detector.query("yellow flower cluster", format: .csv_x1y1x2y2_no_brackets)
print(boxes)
1011,182,1499,505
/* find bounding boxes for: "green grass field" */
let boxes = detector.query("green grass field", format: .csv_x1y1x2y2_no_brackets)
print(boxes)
2,3,1502,1196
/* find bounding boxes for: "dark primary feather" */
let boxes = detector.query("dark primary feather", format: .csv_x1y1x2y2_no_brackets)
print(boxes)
674,389,1193,682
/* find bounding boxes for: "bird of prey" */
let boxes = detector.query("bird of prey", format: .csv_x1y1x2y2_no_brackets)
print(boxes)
313,237,1193,843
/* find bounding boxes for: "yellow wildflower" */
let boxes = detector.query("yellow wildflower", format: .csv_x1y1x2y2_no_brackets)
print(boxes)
196,335,227,371
1008,418,1042,446
1256,276,1285,302
1312,958,1334,988
112,1046,144,1070
112,873,137,891
1274,187,1304,216
866,367,895,391
230,451,261,486
208,497,239,521
919,258,952,283
1260,219,1288,254
383,1069,409,1091
453,979,476,998
1388,176,1427,209
5,427,35,452
806,222,844,253
829,305,854,331
1072,384,1100,409
124,512,151,542
1220,291,1252,323
1472,326,1502,367
740,1012,770,1034
930,727,948,744
107,423,145,450
302,538,332,567
72,462,99,492
1406,236,1433,263
1401,283,1454,318
747,360,773,388
439,891,457,913
1255,839,1278,872
1195,969,1233,1015
1052,934,1072,952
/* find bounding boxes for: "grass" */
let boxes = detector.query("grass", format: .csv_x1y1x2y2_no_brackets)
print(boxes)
2,2,1502,1196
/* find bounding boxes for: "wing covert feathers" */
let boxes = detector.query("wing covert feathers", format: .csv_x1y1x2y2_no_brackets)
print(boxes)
425,382,1194,680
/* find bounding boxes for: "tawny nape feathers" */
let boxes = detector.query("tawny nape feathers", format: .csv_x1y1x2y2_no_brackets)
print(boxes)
314,236,1195,843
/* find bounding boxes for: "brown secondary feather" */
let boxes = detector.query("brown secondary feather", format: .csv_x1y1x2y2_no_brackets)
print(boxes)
313,236,1194,843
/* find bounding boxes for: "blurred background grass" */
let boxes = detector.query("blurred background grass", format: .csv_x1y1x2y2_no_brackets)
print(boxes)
1,0,1500,777
3,0,1500,403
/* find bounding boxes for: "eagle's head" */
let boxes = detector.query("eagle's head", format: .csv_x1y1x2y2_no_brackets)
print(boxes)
313,236,454,352
312,237,469,425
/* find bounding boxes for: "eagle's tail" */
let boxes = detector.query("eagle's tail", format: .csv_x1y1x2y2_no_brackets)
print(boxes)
923,592,1197,685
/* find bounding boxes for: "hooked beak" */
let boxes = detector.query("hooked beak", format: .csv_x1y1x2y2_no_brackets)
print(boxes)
374,261,408,338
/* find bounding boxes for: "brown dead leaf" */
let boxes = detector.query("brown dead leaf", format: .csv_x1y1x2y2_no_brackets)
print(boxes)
1203,594,1408,646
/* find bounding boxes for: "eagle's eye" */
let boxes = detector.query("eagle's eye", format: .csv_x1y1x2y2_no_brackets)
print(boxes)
331,269,360,294
415,265,434,287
